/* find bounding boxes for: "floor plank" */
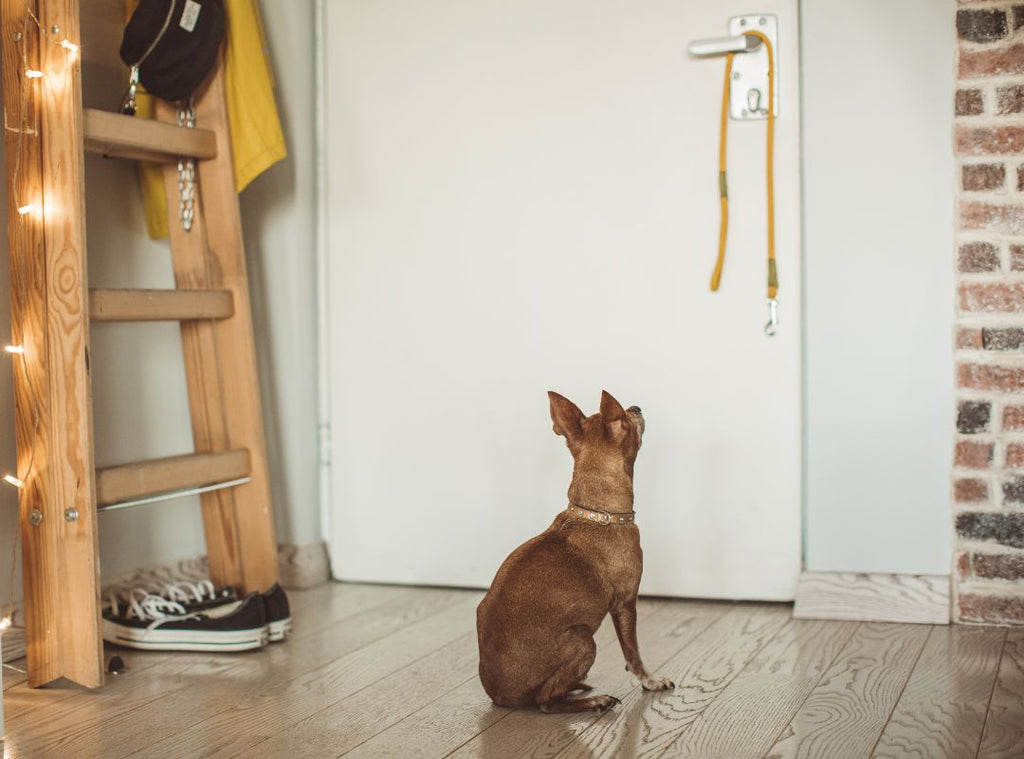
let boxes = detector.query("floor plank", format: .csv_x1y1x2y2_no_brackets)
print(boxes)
252,631,479,758
1,583,1019,759
872,625,1005,759
665,617,858,758
557,604,791,759
2,662,28,691
977,629,1024,759
763,621,931,759
6,585,470,759
345,675,509,759
131,592,482,759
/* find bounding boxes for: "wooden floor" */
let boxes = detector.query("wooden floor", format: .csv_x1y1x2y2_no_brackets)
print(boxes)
1,582,1022,758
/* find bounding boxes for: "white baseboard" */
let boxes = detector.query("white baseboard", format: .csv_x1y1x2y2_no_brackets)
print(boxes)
278,541,331,589
794,571,950,625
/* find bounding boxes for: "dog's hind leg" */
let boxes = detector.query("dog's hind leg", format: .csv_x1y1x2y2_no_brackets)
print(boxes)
537,630,617,713
540,694,619,713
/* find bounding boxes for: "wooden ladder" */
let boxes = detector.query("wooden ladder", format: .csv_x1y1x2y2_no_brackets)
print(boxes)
0,0,280,688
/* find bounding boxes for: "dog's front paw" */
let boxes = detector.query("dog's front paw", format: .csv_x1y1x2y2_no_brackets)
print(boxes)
641,676,674,691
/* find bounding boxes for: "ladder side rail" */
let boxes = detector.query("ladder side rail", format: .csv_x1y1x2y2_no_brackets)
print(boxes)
1,0,102,688
156,64,279,592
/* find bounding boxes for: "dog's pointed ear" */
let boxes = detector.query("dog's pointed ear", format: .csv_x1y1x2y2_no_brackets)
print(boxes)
549,391,584,443
600,390,627,438
600,390,626,424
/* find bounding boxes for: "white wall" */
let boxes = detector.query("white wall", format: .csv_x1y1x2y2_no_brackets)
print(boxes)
238,1,321,549
0,0,319,609
802,0,954,574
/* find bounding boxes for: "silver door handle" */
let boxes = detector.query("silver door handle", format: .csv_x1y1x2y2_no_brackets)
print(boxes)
687,35,761,57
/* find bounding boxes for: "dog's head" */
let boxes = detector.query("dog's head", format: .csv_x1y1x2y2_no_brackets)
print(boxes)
547,390,644,477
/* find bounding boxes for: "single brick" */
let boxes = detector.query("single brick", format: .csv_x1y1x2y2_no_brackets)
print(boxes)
1004,404,1024,430
997,85,1024,114
1008,442,1024,467
959,201,1024,235
959,400,992,433
1005,476,1024,503
957,551,973,580
1012,243,1024,271
959,283,1024,312
973,552,1024,580
955,478,990,502
956,88,985,116
959,363,1024,392
956,510,1024,548
959,241,1001,272
956,125,1024,155
957,8,1009,41
956,439,994,468
958,593,1024,624
963,163,1006,191
958,327,985,349
983,327,1024,349
960,44,1024,78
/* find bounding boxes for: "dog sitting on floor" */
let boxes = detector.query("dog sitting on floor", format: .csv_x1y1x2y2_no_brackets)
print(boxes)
476,390,674,713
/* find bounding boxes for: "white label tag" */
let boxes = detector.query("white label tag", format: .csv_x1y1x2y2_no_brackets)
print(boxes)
179,0,202,33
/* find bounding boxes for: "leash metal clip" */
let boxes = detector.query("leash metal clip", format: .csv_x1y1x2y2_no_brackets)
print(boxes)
120,65,140,116
596,510,613,525
765,298,778,337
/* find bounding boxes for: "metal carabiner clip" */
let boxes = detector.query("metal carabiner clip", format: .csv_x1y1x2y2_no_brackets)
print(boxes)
120,65,140,116
765,298,778,336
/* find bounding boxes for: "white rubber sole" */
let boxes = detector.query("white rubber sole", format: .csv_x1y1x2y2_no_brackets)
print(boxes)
103,620,268,652
268,618,292,642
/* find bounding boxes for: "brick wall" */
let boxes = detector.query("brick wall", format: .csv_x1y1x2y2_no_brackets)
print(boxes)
954,1,1024,624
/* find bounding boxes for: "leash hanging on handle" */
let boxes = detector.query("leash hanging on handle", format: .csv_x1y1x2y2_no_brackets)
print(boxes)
709,30,778,336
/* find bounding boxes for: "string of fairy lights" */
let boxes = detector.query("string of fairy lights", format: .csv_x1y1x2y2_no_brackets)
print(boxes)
1,2,80,636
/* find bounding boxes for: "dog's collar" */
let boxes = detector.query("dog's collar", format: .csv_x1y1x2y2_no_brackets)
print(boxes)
565,503,636,525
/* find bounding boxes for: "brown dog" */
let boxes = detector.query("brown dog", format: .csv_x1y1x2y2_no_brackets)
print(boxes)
476,390,673,713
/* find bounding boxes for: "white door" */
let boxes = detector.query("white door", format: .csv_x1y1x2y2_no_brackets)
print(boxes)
324,0,801,600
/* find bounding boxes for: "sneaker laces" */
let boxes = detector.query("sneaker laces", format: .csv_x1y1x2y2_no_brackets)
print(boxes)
158,579,221,605
106,590,201,632
103,578,228,614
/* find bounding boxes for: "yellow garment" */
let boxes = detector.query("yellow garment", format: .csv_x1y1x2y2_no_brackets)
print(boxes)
133,0,287,238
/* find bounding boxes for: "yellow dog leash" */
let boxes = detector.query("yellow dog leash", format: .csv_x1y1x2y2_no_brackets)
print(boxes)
709,30,777,336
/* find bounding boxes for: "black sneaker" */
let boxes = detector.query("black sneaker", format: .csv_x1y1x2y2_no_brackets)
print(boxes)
262,582,291,642
104,579,236,615
102,592,268,652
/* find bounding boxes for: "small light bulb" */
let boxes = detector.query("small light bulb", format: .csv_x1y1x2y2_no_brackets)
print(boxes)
0,618,10,631
17,204,35,216
4,345,25,354
3,474,24,488
24,69,43,79
60,40,78,56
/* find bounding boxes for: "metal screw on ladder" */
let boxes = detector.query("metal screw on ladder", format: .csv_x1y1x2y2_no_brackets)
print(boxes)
64,507,79,522
177,99,197,232
28,509,42,526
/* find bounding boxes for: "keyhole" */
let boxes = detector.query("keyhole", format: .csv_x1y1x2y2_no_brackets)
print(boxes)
747,88,762,113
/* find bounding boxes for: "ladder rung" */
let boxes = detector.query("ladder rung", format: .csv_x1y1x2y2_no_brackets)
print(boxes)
83,108,217,163
96,450,251,507
89,288,234,322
